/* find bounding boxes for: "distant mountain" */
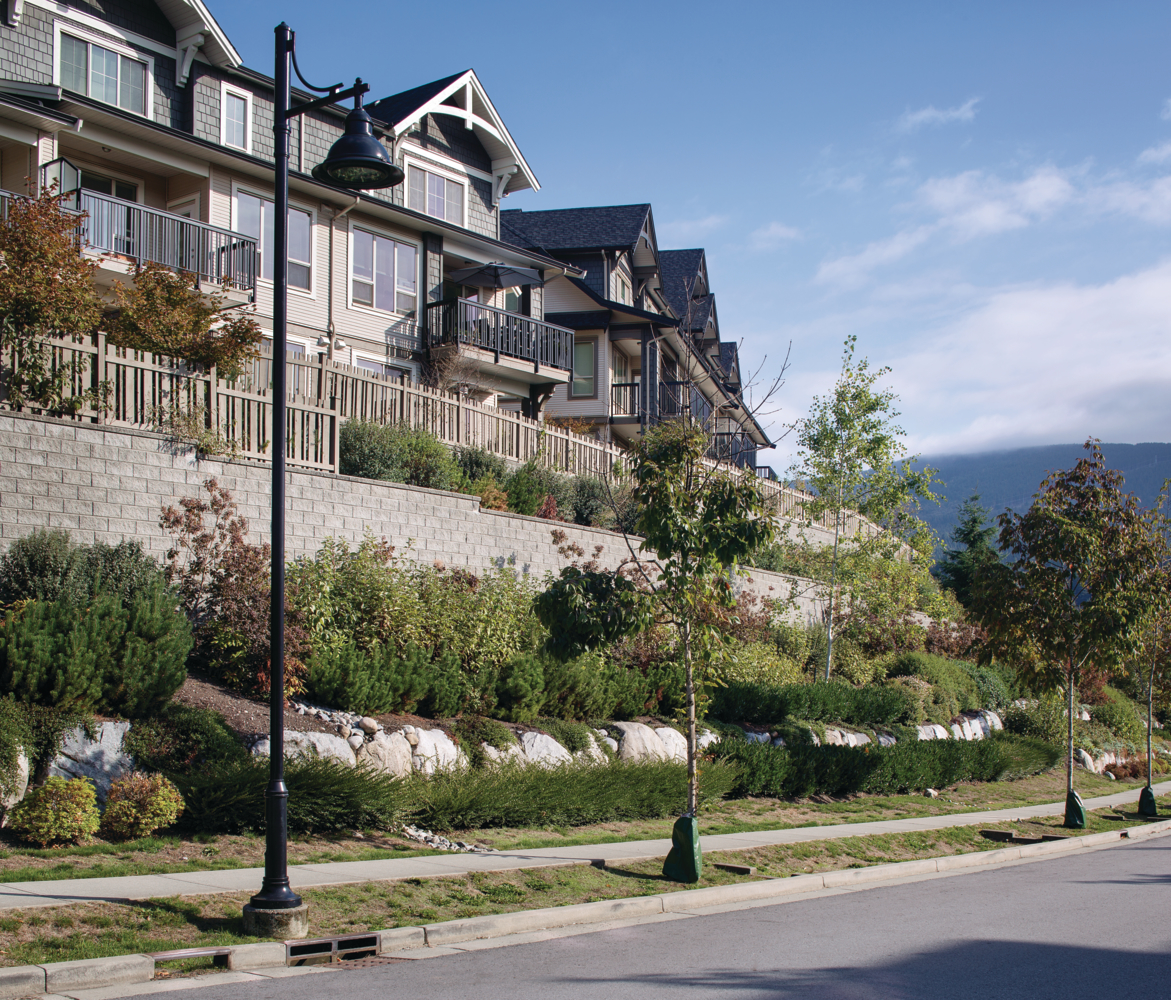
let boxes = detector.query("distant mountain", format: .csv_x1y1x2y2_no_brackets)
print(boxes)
915,443,1171,548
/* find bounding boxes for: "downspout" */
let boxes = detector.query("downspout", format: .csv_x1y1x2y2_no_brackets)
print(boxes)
326,195,361,360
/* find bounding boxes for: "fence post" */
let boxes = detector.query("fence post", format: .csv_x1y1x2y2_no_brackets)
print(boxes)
94,330,105,425
208,362,217,438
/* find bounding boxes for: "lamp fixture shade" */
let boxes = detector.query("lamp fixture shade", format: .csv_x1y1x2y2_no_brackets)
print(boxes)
312,106,404,190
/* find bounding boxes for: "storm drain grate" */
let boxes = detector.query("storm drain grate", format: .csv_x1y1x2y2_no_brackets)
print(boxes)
287,933,380,966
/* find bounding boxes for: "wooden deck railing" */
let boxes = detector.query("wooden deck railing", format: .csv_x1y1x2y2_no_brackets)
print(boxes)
0,332,870,535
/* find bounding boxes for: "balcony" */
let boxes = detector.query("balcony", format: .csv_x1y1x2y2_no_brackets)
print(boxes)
611,381,640,417
425,298,574,387
0,188,257,300
659,380,691,417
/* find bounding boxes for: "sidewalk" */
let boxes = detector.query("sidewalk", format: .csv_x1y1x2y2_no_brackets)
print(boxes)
0,780,1164,911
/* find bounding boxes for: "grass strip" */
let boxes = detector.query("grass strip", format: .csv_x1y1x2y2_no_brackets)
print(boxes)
0,795,1164,970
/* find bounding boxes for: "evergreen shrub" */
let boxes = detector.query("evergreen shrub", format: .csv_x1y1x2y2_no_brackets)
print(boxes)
122,704,245,775
339,421,460,490
9,776,100,846
100,772,185,840
710,679,918,726
1003,697,1066,745
1092,697,1145,744
454,446,508,485
307,642,433,716
453,715,516,767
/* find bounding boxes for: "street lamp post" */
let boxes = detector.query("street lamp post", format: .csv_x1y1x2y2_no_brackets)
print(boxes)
242,22,402,942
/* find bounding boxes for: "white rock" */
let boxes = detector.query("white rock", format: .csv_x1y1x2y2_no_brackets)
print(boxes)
950,724,964,741
356,731,413,778
849,732,871,747
0,750,29,822
823,729,844,746
519,731,572,768
916,725,936,741
252,731,357,767
924,788,939,798
1076,747,1096,772
577,737,607,764
402,725,416,734
359,717,379,735
49,721,132,800
932,724,952,740
810,731,821,746
1105,770,1116,780
481,741,524,765
772,736,786,747
877,734,897,747
402,728,420,747
744,731,771,744
611,722,671,762
602,736,619,753
982,710,1004,732
696,730,720,751
1080,710,1091,721
411,729,464,774
347,734,365,750
338,725,352,738
654,727,688,763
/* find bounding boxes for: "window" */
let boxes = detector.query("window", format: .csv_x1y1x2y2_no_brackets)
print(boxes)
59,32,148,115
612,350,628,381
236,190,313,291
503,288,522,313
572,341,595,397
616,276,631,305
356,358,407,381
351,229,417,314
221,84,251,152
80,169,138,202
407,165,464,224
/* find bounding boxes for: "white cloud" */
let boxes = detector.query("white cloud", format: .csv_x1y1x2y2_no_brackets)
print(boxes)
893,260,1171,455
816,226,936,286
1138,142,1171,165
1088,176,1171,224
918,166,1075,238
749,221,802,249
896,98,980,133
658,214,729,241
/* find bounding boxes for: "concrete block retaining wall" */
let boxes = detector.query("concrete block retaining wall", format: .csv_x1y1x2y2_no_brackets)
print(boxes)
0,412,824,619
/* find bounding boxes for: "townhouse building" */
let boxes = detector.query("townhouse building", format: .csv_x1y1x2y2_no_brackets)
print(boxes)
0,0,577,411
501,204,771,467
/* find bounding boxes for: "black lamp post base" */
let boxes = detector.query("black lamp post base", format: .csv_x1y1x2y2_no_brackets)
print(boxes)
243,903,310,940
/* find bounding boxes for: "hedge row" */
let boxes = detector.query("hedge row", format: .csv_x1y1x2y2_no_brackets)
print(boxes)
714,733,1058,799
710,679,917,726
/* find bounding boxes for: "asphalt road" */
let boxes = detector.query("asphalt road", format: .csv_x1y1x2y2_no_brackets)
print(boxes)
142,840,1171,1000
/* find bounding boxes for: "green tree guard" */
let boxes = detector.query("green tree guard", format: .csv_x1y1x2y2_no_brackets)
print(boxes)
1138,785,1158,817
662,815,701,883
1064,789,1087,829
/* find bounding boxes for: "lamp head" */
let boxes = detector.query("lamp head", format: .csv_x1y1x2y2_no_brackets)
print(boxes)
312,105,403,190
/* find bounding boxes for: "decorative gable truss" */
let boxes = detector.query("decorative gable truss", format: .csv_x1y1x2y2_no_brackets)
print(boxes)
378,70,538,205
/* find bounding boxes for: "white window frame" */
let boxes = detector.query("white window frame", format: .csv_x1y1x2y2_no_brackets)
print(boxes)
219,81,253,153
347,222,420,318
571,338,597,399
71,157,143,202
231,182,318,299
403,155,468,228
354,355,409,382
53,21,155,119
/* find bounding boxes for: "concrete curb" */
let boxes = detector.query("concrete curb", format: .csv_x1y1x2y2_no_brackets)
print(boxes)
378,816,1171,956
4,817,1169,995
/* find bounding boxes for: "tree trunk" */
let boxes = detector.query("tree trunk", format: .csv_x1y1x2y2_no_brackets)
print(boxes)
824,506,842,683
1067,662,1075,796
683,616,697,815
1148,657,1155,791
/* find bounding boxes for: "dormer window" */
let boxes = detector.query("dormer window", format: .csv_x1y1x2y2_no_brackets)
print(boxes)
407,165,464,225
58,30,151,116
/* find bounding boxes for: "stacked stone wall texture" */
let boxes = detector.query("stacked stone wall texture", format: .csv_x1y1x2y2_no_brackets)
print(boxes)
0,413,823,618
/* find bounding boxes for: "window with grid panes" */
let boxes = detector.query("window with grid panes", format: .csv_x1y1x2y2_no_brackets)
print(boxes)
60,33,146,114
236,191,312,290
351,229,417,315
407,166,464,224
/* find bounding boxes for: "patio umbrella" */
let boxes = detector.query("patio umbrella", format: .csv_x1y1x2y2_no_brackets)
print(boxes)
447,262,545,288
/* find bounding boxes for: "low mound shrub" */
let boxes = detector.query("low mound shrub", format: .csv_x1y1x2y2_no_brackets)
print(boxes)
9,776,101,846
100,772,185,840
494,651,669,723
174,756,406,834
885,653,982,716
710,679,918,726
535,717,596,754
307,642,435,716
453,715,516,767
1092,697,1145,744
715,732,1044,799
122,704,246,775
1003,697,1066,745
724,642,803,687
339,421,460,490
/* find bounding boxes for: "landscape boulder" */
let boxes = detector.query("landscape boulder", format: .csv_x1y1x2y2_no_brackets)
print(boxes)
654,727,688,762
411,728,464,774
1076,748,1096,772
519,732,572,768
252,731,356,767
356,731,413,777
482,742,525,765
49,722,133,800
611,722,671,762
696,730,720,751
0,750,29,821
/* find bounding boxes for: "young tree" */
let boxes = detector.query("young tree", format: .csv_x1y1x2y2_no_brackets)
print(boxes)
0,185,105,413
788,336,939,681
973,441,1161,827
535,420,774,881
934,492,999,608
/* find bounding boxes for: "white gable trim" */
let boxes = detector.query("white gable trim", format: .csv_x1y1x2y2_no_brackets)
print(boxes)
389,69,539,196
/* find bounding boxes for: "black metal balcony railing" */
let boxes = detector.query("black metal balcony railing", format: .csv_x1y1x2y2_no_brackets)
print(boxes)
709,431,757,468
426,298,574,372
659,380,691,417
611,381,640,416
78,190,257,292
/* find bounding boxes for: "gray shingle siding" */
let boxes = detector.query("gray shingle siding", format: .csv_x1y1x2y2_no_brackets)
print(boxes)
191,64,218,143
62,0,176,46
0,7,54,85
149,51,180,128
408,112,491,172
468,176,494,240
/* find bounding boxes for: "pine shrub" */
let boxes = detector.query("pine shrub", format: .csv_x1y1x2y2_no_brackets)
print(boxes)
710,679,918,726
100,772,185,840
0,529,78,604
9,776,100,846
122,704,245,775
307,642,432,716
535,717,597,754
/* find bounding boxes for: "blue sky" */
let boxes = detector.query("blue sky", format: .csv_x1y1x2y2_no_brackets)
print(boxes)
218,1,1171,466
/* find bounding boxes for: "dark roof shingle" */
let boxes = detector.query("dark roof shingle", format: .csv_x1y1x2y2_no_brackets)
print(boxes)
367,71,468,128
501,205,650,254
658,248,705,317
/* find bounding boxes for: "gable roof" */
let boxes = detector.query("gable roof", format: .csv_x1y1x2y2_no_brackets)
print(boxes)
155,0,240,71
367,69,538,196
501,204,651,255
658,248,705,317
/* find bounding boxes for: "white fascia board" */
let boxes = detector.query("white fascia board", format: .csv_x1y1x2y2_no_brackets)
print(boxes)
74,120,210,176
28,0,177,58
155,0,241,67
